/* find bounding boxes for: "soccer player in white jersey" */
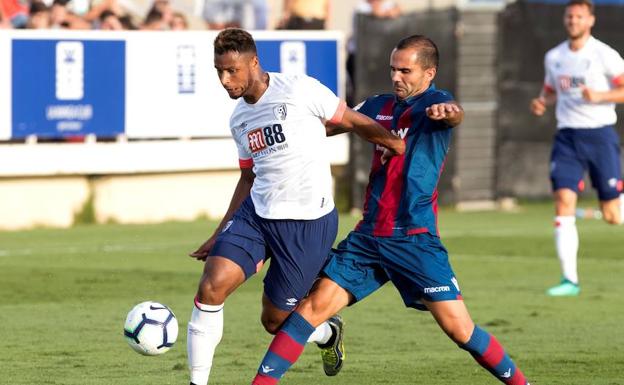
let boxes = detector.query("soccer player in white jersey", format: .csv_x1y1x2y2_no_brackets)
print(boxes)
530,0,624,296
186,28,405,385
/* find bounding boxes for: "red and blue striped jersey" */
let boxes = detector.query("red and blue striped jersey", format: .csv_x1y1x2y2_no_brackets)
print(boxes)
354,84,454,237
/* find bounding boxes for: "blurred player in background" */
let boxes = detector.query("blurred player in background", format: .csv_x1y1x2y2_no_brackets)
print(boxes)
530,0,624,297
250,34,530,385
186,28,405,385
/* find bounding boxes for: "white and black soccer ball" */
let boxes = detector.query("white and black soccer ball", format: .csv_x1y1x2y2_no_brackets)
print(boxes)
123,301,178,356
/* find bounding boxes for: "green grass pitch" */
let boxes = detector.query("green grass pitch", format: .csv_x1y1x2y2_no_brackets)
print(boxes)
1,202,623,385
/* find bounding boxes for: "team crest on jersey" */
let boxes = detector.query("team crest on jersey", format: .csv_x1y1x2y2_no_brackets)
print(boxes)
273,103,287,120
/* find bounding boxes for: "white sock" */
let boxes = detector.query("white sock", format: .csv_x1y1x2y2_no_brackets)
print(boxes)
554,216,579,284
187,299,224,385
307,321,333,345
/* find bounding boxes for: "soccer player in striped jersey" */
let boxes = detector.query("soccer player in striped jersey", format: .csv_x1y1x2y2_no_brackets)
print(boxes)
186,28,405,385
530,0,624,297
251,34,530,385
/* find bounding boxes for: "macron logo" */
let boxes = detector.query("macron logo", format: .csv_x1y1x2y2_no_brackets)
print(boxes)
392,127,409,139
501,368,512,378
423,286,450,294
376,114,393,121
261,365,275,374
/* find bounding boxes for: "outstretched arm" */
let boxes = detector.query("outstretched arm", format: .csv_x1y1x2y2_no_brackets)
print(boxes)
326,107,405,155
426,101,464,127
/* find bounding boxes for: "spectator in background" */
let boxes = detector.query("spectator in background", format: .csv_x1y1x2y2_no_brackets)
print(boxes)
201,0,243,29
149,0,173,25
50,0,70,28
69,0,90,16
170,10,188,30
141,7,165,30
0,6,10,28
0,0,28,28
278,0,330,30
248,0,268,30
26,1,51,29
99,9,123,30
347,0,401,105
200,0,266,30
49,0,93,29
118,14,136,29
83,0,124,25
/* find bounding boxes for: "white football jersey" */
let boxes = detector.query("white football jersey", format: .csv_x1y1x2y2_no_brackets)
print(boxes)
544,36,624,129
230,72,346,220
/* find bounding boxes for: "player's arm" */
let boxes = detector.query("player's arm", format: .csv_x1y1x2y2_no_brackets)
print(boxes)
327,107,405,155
583,48,624,103
530,86,557,116
532,54,557,116
426,101,464,127
581,78,624,103
189,167,255,260
324,120,348,136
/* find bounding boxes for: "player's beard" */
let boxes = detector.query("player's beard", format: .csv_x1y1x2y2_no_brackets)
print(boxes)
566,24,590,41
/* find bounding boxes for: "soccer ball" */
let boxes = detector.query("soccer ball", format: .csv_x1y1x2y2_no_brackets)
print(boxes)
123,301,178,356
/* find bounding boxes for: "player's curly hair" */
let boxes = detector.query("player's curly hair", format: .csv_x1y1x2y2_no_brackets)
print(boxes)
566,0,594,14
214,28,257,56
395,35,439,70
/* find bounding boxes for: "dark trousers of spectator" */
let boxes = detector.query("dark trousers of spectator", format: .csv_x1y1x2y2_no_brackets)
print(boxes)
346,52,356,107
282,15,325,30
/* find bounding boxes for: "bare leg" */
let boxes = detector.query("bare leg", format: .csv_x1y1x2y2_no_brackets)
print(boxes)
424,299,528,385
251,278,352,385
599,196,622,225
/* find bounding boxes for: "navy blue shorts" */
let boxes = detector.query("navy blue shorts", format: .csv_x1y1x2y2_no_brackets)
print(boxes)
322,231,462,311
209,197,338,311
550,126,622,201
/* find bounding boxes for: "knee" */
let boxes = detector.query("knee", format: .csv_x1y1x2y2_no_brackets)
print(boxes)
296,299,316,318
450,326,474,345
442,321,475,345
554,190,577,215
295,297,331,326
602,210,620,225
261,314,283,335
197,274,232,305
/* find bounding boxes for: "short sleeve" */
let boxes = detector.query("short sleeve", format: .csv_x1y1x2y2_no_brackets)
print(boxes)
543,55,556,92
298,76,345,124
231,128,253,169
601,46,624,86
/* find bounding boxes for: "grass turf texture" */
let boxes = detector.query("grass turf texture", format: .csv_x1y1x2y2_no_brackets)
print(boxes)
1,202,623,385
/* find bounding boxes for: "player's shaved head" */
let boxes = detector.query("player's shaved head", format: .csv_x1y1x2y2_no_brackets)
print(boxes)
566,0,594,15
395,35,439,70
214,28,257,56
